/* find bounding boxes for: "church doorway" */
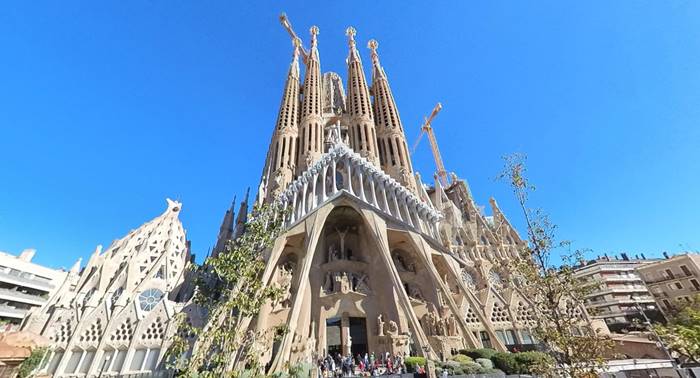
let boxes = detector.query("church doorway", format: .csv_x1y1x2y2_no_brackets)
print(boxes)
326,317,342,356
349,317,367,356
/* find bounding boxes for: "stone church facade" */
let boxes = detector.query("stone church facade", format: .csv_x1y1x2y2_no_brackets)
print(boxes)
246,17,544,373
22,16,557,377
22,199,202,377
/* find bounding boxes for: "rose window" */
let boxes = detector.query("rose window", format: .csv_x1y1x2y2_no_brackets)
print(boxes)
488,271,504,288
138,288,164,311
461,270,476,290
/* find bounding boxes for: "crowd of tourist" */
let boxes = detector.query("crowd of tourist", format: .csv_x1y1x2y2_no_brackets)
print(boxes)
317,352,411,377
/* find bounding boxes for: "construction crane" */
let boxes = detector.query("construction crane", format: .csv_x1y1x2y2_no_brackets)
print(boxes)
411,102,450,187
279,13,309,60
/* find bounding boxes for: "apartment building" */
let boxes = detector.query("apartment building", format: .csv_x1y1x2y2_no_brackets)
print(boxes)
0,249,76,331
636,253,700,313
574,254,664,333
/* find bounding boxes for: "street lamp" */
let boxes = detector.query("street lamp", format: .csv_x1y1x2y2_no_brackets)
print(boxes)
631,295,684,377
97,354,111,378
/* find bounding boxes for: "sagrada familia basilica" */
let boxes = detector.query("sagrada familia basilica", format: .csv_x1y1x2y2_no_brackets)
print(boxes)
21,15,550,376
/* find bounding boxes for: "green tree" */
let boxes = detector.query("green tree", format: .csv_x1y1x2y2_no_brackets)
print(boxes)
499,153,616,377
17,347,47,378
653,295,700,363
166,203,287,377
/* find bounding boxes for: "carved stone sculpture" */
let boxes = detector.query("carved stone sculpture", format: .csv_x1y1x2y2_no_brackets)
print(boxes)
387,320,399,336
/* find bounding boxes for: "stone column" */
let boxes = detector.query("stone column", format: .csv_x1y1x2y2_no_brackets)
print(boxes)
341,313,350,356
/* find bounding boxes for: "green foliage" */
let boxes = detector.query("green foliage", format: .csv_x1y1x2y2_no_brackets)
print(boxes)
438,360,463,374
489,351,555,375
18,347,47,378
653,294,700,363
461,361,485,374
513,351,554,374
166,203,288,377
491,352,519,374
404,356,426,372
450,353,473,364
287,362,313,378
475,357,493,370
498,153,616,377
441,355,497,375
463,348,498,360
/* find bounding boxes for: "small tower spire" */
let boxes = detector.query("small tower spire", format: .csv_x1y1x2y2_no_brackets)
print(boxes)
260,41,302,202
368,38,417,192
212,196,236,258
368,39,384,80
233,188,250,239
70,258,82,274
309,25,320,61
345,26,380,166
297,26,325,172
346,26,359,61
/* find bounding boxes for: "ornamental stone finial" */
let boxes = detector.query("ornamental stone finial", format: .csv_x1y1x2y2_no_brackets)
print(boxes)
346,26,356,45
367,39,378,52
310,25,319,46
367,39,380,66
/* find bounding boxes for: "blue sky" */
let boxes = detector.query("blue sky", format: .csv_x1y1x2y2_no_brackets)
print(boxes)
1,1,699,270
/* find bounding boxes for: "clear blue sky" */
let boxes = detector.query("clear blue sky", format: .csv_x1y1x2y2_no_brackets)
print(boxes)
1,1,699,270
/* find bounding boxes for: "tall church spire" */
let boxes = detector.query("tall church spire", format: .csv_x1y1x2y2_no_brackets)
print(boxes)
260,41,302,202
345,27,380,166
212,196,236,258
297,26,325,172
368,39,416,192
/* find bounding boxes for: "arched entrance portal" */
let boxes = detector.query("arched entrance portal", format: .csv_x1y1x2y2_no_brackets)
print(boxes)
324,315,368,357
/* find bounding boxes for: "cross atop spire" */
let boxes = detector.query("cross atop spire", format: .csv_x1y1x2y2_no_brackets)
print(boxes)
346,26,361,63
309,26,320,61
367,39,385,80
289,38,300,78
346,26,357,46
368,39,379,57
310,26,319,46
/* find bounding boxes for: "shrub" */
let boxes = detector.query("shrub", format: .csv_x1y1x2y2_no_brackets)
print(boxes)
450,353,473,364
440,359,462,374
405,356,427,373
464,348,498,360
513,351,553,374
491,352,520,374
461,361,484,374
475,357,493,370
287,362,313,378
18,347,47,378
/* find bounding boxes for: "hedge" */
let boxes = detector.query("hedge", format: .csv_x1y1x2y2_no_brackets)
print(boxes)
405,356,427,373
462,348,499,360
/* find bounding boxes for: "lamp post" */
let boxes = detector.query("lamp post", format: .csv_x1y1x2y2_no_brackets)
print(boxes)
97,354,111,378
631,295,685,377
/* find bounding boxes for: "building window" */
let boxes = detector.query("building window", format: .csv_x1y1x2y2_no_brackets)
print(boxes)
144,348,160,371
64,350,83,374
662,299,672,309
480,331,492,349
495,330,517,345
691,279,700,291
78,350,95,374
675,282,683,290
111,350,127,373
46,351,64,374
138,288,164,312
129,349,147,371
681,265,692,276
98,349,115,373
665,269,675,279
520,329,535,344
